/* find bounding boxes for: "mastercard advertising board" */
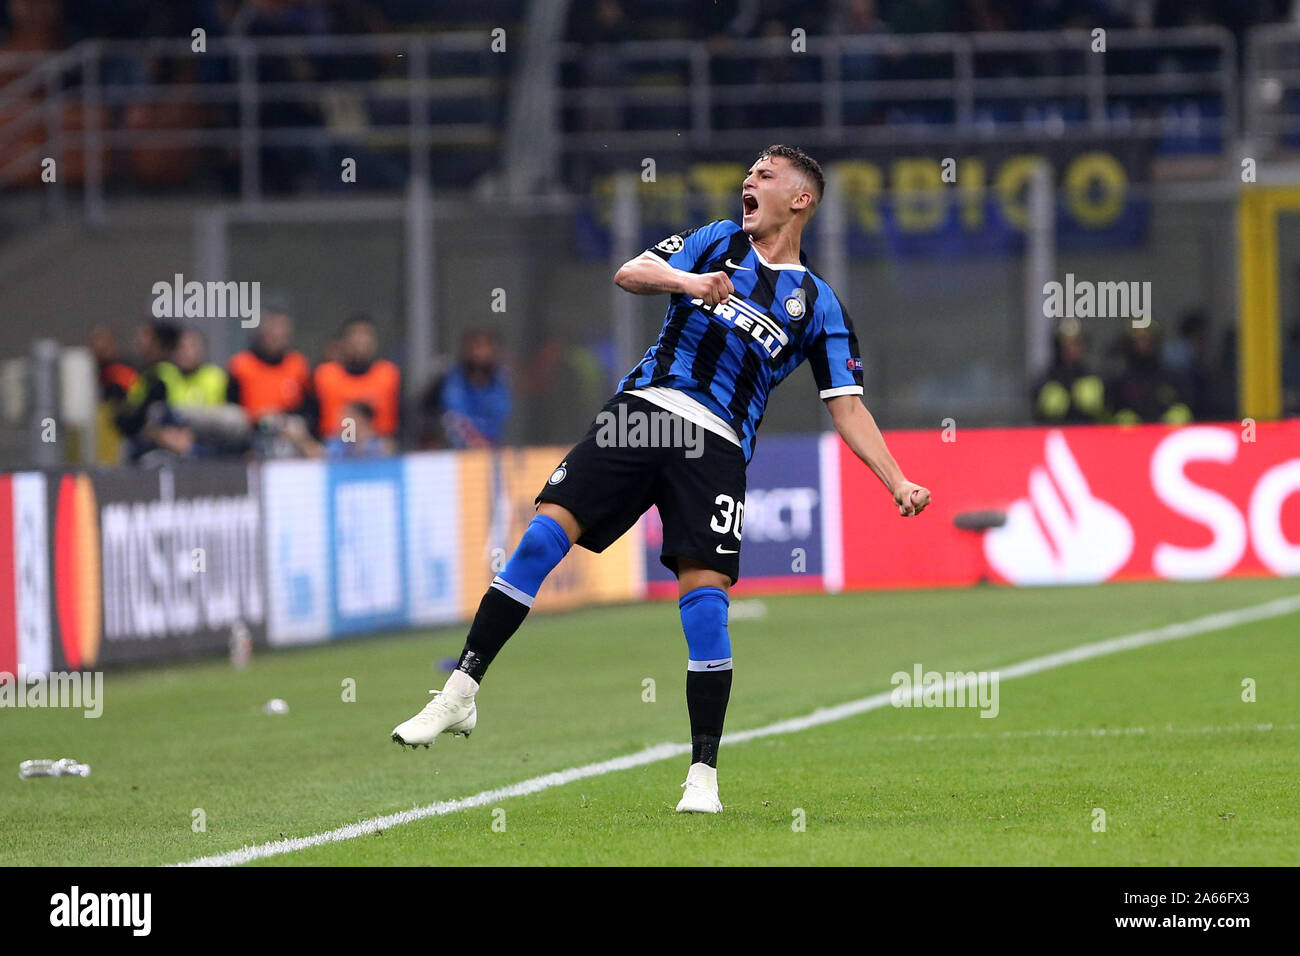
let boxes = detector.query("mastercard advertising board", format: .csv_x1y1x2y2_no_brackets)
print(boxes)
42,463,266,670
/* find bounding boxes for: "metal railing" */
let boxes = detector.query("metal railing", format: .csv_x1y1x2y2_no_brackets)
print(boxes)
0,32,504,220
0,25,1246,227
555,27,1238,151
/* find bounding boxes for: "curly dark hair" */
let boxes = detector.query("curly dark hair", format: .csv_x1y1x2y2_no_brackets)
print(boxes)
756,144,825,202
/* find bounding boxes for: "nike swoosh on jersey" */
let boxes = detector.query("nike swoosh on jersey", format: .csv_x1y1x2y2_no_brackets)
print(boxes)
716,545,738,554
725,259,752,271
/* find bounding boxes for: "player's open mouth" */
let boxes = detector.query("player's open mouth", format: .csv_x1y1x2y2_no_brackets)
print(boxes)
742,193,758,220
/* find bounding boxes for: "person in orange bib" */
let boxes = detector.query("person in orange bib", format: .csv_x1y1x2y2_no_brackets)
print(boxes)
313,315,401,438
227,309,312,422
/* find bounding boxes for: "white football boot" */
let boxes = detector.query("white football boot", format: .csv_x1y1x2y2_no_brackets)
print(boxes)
675,762,723,813
391,681,477,748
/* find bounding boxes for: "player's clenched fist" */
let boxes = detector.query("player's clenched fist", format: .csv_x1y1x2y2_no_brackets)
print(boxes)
893,481,931,517
689,271,734,307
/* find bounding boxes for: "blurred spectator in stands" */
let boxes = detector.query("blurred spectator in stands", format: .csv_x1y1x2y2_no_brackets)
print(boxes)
320,0,390,80
1218,325,1239,419
0,0,65,72
118,324,247,462
571,0,628,44
313,314,401,438
227,0,331,193
0,0,108,187
957,0,1021,76
831,0,897,124
169,328,229,406
1107,326,1193,425
762,0,829,33
123,46,208,188
882,0,954,34
90,325,137,402
752,16,803,128
693,0,761,44
320,332,345,364
568,0,629,131
958,0,1015,32
879,0,954,80
1032,318,1107,425
1283,320,1300,418
419,328,511,449
1021,0,1070,30
831,0,892,38
512,337,606,446
116,320,192,462
89,325,138,463
227,307,312,422
284,399,394,459
228,306,315,457
168,328,250,455
1161,309,1224,420
692,0,761,91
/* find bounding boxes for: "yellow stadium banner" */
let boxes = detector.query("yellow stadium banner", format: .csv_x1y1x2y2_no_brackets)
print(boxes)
457,447,644,618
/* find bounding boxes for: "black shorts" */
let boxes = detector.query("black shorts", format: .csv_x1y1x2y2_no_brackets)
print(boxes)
536,393,748,584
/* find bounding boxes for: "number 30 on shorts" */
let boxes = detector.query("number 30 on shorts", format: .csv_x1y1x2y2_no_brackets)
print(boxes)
709,493,744,541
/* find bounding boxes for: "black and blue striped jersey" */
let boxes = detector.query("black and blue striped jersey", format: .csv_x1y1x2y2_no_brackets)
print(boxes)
618,219,865,461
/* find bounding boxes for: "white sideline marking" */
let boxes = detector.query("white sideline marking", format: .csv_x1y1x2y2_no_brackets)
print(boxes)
868,722,1296,745
174,593,1300,867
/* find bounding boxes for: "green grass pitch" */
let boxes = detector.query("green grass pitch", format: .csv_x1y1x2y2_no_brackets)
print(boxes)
2,577,1297,866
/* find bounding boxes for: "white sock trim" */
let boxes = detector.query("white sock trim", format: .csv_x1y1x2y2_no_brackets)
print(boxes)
686,762,718,784
687,658,733,672
445,669,479,696
490,575,535,608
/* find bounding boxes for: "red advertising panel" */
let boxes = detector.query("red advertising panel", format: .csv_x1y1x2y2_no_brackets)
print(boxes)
0,476,15,674
839,422,1300,589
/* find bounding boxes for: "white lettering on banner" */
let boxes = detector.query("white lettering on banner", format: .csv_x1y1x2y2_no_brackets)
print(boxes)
987,426,1300,586
1150,428,1247,580
101,494,263,640
334,480,402,618
1150,429,1300,577
744,488,818,543
1250,460,1300,575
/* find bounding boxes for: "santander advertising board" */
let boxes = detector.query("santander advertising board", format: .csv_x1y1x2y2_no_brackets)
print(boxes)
836,422,1300,589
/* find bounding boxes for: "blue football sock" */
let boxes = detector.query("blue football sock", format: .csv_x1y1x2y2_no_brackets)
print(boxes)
457,514,572,682
491,514,572,606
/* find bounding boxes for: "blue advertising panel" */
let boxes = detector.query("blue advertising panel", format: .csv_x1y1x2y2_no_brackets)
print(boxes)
326,458,409,636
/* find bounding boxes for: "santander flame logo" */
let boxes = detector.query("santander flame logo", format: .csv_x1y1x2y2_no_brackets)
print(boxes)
984,431,1134,585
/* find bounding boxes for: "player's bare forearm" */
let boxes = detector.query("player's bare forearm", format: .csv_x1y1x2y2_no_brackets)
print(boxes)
825,394,931,517
828,396,904,490
614,253,734,305
614,253,694,295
